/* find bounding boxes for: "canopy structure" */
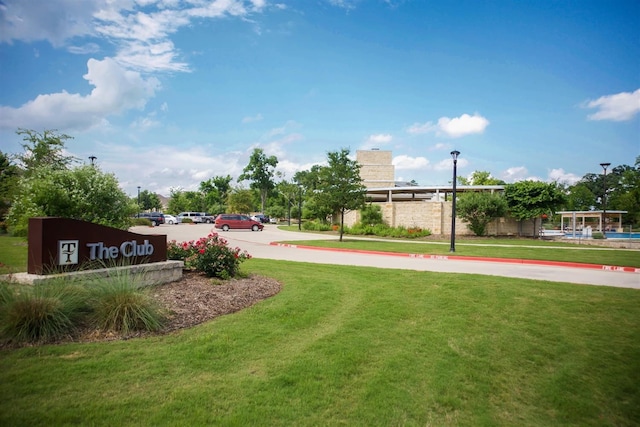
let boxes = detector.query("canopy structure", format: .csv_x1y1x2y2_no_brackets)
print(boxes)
556,210,627,233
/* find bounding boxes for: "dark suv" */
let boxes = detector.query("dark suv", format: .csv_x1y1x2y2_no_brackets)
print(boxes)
138,212,165,226
214,214,263,231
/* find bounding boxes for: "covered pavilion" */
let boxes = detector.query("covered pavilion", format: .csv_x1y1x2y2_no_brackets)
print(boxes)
557,210,627,233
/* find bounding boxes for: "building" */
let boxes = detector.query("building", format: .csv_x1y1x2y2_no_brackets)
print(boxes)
348,149,534,236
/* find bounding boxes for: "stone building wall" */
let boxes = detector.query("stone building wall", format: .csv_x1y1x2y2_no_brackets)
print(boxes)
344,201,535,236
357,150,395,188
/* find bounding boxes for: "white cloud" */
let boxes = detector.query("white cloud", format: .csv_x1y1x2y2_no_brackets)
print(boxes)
500,166,543,183
433,157,469,172
242,113,264,123
393,155,429,170
361,133,393,150
584,89,640,121
0,0,101,47
407,121,435,135
67,43,100,55
407,113,489,138
548,168,581,185
1,0,267,72
437,113,489,138
0,58,159,131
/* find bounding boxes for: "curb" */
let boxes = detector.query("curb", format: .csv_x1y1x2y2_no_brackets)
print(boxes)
269,242,640,274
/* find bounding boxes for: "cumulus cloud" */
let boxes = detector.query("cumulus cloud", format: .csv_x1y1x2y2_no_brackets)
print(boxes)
584,89,640,121
407,113,489,138
547,168,581,185
0,0,100,47
361,133,393,150
242,113,264,123
393,155,429,170
500,166,543,183
433,157,469,171
1,0,267,72
437,113,490,137
0,58,159,131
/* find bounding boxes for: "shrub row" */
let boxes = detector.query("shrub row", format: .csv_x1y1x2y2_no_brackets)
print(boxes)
0,274,164,345
345,223,431,238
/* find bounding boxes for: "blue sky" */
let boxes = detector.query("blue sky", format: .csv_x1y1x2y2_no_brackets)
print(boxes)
1,0,638,197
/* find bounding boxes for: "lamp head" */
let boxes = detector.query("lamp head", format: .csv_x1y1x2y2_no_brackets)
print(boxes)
600,162,611,171
450,150,460,161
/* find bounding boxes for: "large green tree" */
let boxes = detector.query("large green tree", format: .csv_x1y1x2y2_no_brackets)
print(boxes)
456,192,508,236
504,180,566,237
458,171,506,185
315,148,366,241
15,129,77,175
199,175,232,214
8,165,135,236
0,152,19,224
238,148,278,214
138,190,162,211
226,188,255,214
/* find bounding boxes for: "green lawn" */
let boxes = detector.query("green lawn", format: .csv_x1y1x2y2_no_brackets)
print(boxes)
278,238,640,268
1,259,639,426
0,235,27,274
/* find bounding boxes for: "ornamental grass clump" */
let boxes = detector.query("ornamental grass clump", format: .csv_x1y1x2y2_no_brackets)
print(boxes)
88,273,164,335
0,280,86,344
167,233,252,279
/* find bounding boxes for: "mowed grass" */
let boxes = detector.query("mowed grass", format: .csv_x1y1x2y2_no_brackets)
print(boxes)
279,238,640,268
1,259,639,426
0,235,27,274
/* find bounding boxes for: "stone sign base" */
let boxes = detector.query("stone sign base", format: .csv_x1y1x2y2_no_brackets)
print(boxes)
4,260,183,287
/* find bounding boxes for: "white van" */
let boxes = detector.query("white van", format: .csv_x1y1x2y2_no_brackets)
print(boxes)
177,212,203,223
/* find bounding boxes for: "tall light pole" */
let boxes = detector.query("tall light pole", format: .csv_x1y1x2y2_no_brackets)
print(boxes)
137,186,141,218
298,185,303,231
600,162,610,237
450,150,460,252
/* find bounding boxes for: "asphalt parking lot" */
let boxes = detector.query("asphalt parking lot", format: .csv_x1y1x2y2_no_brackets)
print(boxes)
131,223,640,289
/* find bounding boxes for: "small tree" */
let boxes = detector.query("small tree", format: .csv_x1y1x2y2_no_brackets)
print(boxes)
238,148,278,214
315,148,366,241
504,180,566,237
15,129,77,175
360,204,385,226
226,188,255,214
0,151,19,225
8,165,135,236
138,190,162,211
456,192,507,236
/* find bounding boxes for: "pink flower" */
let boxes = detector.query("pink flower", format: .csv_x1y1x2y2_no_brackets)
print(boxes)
199,249,205,254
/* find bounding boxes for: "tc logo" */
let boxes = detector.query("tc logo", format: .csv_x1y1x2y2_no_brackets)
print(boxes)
58,240,79,265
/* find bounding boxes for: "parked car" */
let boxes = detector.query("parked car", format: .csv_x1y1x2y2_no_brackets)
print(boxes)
250,214,271,224
214,214,264,231
138,212,165,226
200,213,216,224
177,212,203,223
164,214,180,225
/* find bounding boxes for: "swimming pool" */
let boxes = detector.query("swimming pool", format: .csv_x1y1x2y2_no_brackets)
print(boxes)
602,232,640,239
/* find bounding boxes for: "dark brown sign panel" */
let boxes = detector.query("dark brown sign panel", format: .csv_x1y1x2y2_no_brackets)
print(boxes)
28,217,167,274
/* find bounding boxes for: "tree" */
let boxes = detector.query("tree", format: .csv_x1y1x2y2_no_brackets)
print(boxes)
456,192,507,236
504,180,566,237
226,188,255,214
315,148,366,241
277,180,300,226
7,165,135,236
459,170,506,185
138,190,162,211
0,151,19,224
565,182,596,211
167,189,205,213
238,148,278,214
200,175,232,214
15,129,77,175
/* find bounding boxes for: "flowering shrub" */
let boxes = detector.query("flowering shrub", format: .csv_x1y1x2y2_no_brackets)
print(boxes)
167,233,252,279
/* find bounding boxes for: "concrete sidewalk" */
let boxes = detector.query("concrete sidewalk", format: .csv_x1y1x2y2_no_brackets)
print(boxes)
132,224,640,289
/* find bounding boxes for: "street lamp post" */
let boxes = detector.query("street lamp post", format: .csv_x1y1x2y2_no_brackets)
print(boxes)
137,186,141,218
89,155,97,166
600,162,611,237
450,150,460,252
298,185,303,231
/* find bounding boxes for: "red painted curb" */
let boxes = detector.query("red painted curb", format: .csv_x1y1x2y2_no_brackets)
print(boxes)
269,242,640,274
